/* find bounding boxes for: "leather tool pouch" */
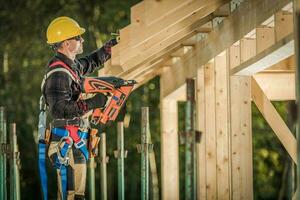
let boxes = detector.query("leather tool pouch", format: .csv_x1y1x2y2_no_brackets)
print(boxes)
88,128,100,158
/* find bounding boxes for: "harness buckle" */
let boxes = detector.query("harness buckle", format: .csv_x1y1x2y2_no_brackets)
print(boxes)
74,139,86,149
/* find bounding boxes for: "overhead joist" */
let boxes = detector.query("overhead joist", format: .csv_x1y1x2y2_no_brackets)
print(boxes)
161,0,291,98
111,0,229,69
231,34,294,75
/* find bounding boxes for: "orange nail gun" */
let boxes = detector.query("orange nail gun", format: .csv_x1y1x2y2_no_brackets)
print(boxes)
81,77,136,125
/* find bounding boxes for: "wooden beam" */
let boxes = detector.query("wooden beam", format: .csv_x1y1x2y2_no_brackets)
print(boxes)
112,0,228,69
256,25,275,54
275,10,293,41
231,33,294,75
251,78,297,163
230,76,253,199
161,0,291,98
196,65,207,199
253,71,295,100
229,42,241,69
160,95,180,200
215,51,230,199
203,59,217,199
240,38,256,63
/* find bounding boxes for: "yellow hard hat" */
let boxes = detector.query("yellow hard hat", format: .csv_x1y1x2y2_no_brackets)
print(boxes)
46,16,85,44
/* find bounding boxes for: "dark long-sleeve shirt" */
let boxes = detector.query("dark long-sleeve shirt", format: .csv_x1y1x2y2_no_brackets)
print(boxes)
43,39,117,120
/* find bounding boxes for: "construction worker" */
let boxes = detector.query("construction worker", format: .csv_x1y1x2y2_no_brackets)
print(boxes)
41,16,117,200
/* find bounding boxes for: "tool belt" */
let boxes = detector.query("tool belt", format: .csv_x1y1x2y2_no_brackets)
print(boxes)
51,118,82,127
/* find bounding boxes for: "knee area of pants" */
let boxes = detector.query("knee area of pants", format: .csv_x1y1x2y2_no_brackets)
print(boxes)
74,194,85,200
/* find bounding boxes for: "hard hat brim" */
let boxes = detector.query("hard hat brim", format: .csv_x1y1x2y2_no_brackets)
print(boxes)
47,27,86,44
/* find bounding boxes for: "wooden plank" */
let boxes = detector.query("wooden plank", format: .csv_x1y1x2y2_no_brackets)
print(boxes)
256,26,275,54
160,0,291,98
229,43,241,69
160,97,180,200
215,51,230,200
196,65,206,200
114,0,227,70
251,78,297,163
144,0,191,25
131,1,145,25
204,60,217,199
230,76,253,200
240,38,256,63
231,33,294,75
128,0,224,49
275,10,293,41
253,71,295,100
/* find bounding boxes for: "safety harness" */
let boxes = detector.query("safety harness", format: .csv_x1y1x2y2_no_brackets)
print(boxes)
38,61,89,200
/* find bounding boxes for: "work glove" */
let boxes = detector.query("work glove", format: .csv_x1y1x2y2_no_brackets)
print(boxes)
111,77,125,88
103,38,118,54
86,94,108,110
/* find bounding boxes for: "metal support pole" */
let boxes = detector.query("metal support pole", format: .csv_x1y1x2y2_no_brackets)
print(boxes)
0,107,7,200
100,133,108,200
9,123,20,200
115,122,126,200
148,137,159,200
141,107,150,200
185,79,196,200
294,1,300,199
88,157,96,200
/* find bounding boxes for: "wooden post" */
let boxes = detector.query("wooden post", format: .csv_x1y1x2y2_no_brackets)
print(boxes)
196,65,207,200
160,68,180,200
204,60,217,199
294,1,300,199
229,40,253,199
160,97,179,200
215,51,231,200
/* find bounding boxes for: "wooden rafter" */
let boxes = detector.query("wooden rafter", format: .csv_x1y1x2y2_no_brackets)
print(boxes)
160,0,290,98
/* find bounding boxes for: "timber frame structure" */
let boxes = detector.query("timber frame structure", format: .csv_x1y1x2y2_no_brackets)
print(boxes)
100,0,298,199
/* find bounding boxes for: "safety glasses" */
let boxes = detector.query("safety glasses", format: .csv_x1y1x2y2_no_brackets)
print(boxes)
69,35,83,41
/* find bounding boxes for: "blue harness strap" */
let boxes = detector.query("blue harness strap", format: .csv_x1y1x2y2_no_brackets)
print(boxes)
52,128,89,160
56,142,71,200
38,128,89,200
51,128,89,200
38,142,48,200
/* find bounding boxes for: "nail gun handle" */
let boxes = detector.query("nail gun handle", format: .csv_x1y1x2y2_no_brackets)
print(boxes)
91,108,106,125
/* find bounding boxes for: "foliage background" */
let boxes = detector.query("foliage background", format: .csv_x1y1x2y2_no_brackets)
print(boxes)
0,0,294,199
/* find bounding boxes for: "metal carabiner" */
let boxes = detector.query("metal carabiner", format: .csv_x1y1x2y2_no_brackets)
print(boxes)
56,136,74,166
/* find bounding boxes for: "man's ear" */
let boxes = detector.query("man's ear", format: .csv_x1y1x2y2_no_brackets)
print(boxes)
61,40,69,49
